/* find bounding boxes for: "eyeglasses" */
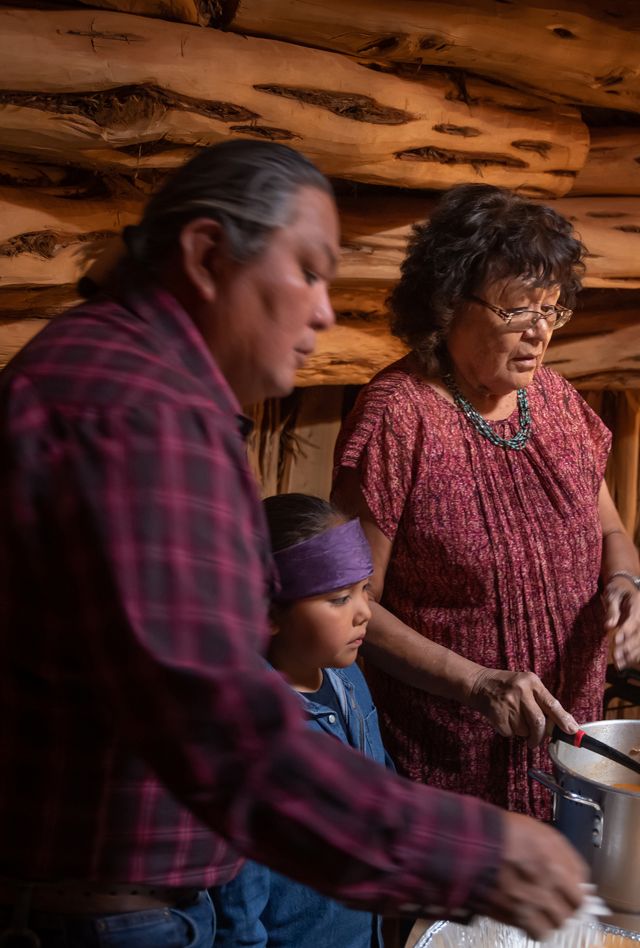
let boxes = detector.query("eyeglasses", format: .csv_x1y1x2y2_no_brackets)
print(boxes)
469,295,573,331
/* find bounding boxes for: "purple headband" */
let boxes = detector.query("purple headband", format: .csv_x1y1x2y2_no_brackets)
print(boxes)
272,519,373,603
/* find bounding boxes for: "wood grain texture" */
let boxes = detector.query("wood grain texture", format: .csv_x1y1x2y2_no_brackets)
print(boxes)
573,129,640,197
0,8,588,194
0,187,140,288
225,0,640,112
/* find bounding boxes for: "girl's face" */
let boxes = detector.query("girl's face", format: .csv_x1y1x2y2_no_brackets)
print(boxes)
269,578,372,691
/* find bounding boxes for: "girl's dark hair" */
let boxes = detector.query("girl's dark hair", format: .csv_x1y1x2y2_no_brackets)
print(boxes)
263,493,345,554
389,183,587,375
80,140,332,297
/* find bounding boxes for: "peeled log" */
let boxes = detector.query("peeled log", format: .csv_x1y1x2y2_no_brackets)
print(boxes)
301,299,640,389
2,184,640,302
224,0,640,113
0,285,82,320
0,156,71,188
337,193,640,290
545,322,640,387
0,317,49,369
0,308,409,382
296,315,407,387
0,276,387,323
0,187,141,289
75,0,212,26
4,292,640,388
562,197,640,288
3,186,640,308
0,8,588,196
572,130,640,197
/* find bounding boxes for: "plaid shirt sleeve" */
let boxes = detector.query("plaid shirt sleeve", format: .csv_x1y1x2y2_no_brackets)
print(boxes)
5,375,503,916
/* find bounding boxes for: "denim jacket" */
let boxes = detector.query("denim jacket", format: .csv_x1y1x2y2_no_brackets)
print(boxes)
300,665,393,769
212,663,392,947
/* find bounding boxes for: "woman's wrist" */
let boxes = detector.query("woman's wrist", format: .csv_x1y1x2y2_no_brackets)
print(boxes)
604,570,640,591
460,662,495,710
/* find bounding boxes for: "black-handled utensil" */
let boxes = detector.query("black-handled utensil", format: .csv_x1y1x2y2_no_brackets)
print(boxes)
552,725,640,778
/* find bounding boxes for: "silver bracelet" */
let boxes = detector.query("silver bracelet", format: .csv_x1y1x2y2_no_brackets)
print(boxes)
606,570,640,590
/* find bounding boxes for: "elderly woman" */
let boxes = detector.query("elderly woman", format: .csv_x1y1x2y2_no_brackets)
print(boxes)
333,183,640,819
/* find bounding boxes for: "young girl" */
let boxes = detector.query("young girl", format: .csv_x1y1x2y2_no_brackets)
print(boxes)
212,493,392,948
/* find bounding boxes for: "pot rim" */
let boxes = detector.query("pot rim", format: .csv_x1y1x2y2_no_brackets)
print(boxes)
548,719,640,796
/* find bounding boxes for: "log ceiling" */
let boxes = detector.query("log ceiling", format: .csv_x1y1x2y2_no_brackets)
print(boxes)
1,0,640,388
221,1,640,112
0,9,588,194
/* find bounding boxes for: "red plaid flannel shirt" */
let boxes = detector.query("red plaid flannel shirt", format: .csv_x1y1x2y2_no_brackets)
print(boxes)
0,282,502,914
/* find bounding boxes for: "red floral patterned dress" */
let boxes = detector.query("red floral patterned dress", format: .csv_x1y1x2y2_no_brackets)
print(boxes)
334,354,612,818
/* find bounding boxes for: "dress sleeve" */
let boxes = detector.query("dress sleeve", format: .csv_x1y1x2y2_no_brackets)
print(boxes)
554,373,612,492
334,373,420,542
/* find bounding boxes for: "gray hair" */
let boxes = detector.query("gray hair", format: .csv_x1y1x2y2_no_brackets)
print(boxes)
123,139,333,268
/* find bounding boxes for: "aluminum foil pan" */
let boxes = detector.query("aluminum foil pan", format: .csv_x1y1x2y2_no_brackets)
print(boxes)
415,917,640,947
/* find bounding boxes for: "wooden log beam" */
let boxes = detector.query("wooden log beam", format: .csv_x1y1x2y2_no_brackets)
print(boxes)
2,184,640,299
3,187,640,309
337,193,640,290
296,314,407,387
63,0,640,37
0,278,388,323
2,293,640,389
300,305,640,390
0,155,72,188
0,187,141,288
557,288,640,338
542,197,640,289
223,0,640,112
545,323,640,388
0,8,588,195
572,129,640,197
0,316,49,368
75,0,213,27
0,284,82,319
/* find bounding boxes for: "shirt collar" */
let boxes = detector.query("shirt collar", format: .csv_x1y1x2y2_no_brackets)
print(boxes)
117,279,248,433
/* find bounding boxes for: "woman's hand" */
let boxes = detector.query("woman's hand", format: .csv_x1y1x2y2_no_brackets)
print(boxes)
604,577,640,670
468,667,579,748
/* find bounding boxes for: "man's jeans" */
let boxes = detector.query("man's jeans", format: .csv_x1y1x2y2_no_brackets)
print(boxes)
0,890,215,947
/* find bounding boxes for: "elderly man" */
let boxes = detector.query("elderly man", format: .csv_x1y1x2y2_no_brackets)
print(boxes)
0,141,585,947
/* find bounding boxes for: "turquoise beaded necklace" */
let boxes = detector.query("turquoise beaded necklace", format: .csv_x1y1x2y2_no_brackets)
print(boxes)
442,372,532,451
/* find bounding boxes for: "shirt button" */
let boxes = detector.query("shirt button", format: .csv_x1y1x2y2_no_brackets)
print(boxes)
328,714,337,724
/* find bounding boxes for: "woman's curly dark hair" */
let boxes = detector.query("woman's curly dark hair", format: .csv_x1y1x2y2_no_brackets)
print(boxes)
389,183,587,375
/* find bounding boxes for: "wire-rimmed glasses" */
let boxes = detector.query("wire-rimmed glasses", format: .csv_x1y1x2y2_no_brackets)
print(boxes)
469,294,573,331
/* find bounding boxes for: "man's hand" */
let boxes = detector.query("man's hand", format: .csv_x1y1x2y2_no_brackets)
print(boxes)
604,578,640,670
483,812,587,940
469,667,579,748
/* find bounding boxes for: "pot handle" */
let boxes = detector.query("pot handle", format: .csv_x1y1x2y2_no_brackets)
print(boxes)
528,768,604,847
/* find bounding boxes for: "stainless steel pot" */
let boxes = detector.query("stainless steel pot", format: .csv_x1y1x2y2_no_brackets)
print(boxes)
530,719,640,913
